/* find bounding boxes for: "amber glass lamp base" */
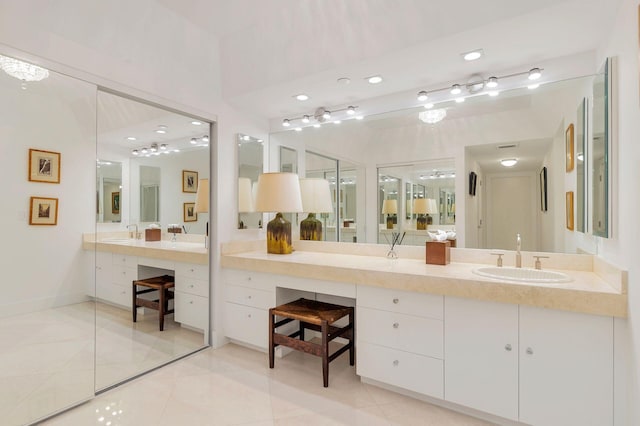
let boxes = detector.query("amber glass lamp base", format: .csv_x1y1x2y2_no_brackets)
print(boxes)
266,212,293,254
300,213,323,241
417,215,427,230
386,215,394,229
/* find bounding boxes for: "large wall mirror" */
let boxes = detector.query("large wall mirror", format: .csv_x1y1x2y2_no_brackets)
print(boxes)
271,71,614,254
237,133,264,229
96,90,211,390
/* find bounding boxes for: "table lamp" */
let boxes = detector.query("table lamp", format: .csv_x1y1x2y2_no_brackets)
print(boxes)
429,198,439,224
254,172,303,254
238,177,254,229
381,199,397,230
194,178,209,248
414,198,429,230
299,178,333,241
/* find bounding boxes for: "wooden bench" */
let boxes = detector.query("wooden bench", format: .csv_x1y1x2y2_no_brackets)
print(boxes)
269,298,354,387
132,275,175,331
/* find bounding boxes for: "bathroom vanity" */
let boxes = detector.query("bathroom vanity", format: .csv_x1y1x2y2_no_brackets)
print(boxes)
221,240,626,426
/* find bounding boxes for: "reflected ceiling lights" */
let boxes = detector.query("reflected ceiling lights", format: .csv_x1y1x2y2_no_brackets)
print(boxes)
500,158,518,167
367,75,383,84
191,120,202,126
0,55,49,82
155,125,167,134
295,94,309,101
281,105,359,128
419,109,447,124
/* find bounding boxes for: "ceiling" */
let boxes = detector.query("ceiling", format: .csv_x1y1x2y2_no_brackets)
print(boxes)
157,0,620,122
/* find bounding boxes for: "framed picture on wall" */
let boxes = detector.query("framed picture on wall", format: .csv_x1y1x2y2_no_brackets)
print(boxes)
29,149,61,183
539,167,548,212
565,123,574,172
111,192,120,214
29,196,58,225
183,202,197,222
182,170,198,193
566,191,574,231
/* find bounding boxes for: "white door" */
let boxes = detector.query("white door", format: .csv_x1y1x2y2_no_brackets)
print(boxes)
444,297,519,420
519,306,613,426
486,173,536,251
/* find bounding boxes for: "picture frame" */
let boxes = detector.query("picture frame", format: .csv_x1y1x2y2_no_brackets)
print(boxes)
539,167,548,212
29,149,61,183
29,196,58,225
183,202,197,222
566,191,574,231
111,191,120,214
182,170,198,193
565,123,574,172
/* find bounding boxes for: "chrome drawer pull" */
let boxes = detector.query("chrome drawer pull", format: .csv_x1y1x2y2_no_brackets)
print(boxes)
393,322,399,329
393,360,399,366
392,298,399,304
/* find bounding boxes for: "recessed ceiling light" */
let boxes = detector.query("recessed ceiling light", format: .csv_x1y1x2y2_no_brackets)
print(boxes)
450,84,462,95
295,94,309,101
282,119,291,127
528,84,540,90
367,75,383,84
417,91,428,102
191,121,202,126
337,77,351,85
501,158,518,167
528,68,542,80
486,77,498,88
462,49,484,61
126,136,137,141
455,97,465,103
294,127,302,132
302,115,310,123
424,103,434,109
488,91,500,97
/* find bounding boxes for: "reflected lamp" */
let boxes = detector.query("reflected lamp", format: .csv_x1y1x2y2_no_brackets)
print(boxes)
299,178,333,241
381,199,398,230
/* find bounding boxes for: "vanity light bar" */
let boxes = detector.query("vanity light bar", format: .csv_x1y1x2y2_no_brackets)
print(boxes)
281,105,359,128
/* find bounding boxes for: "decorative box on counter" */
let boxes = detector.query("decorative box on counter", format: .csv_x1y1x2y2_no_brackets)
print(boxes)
426,240,451,265
145,228,161,241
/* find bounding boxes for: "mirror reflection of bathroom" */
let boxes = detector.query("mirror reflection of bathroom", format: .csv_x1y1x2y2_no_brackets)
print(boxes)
237,134,264,229
95,90,211,390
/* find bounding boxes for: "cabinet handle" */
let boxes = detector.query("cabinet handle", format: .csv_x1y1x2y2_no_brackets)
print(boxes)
505,344,512,352
392,298,399,304
247,276,252,281
393,322,399,329
392,360,399,367
247,314,252,318
190,268,194,272
189,284,194,288
526,347,533,355
247,295,252,299
189,301,194,304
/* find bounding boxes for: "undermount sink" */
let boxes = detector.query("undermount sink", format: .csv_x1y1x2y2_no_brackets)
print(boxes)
472,266,572,283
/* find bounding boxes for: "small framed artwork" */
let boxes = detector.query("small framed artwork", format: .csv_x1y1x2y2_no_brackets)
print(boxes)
29,196,58,225
182,170,198,193
565,123,574,172
183,202,197,222
566,191,574,231
111,192,120,214
539,167,548,212
29,149,61,183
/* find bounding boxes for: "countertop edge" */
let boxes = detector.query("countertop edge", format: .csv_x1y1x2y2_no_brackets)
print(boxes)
86,241,208,265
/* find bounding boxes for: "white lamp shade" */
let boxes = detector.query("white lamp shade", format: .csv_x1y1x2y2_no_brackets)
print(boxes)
299,178,333,213
413,198,428,214
254,172,303,213
194,178,209,213
381,199,398,214
428,198,438,214
238,177,254,212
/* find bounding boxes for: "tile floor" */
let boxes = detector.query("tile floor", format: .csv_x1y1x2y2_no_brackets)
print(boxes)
42,343,494,426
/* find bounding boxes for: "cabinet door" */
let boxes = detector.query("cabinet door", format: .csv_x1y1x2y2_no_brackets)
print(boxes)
519,306,613,426
444,297,518,420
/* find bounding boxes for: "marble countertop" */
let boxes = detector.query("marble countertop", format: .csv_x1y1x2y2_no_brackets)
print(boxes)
84,236,208,265
221,249,627,318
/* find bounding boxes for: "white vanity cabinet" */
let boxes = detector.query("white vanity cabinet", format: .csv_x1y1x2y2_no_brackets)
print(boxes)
444,297,613,426
222,269,276,349
95,252,137,307
174,262,209,331
356,285,444,399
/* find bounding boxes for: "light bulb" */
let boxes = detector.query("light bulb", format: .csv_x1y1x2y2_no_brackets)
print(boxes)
282,119,291,127
302,115,310,123
417,91,428,101
347,106,356,115
486,77,498,88
450,84,462,95
528,68,542,80
160,144,167,150
323,110,331,120
202,135,210,142
190,138,197,144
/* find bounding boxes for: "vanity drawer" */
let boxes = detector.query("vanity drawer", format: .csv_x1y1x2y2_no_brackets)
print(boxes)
225,285,274,310
358,306,443,359
357,341,443,399
357,285,443,320
223,302,269,349
96,282,131,308
112,254,137,268
174,292,208,330
112,265,137,286
222,268,275,291
175,262,208,280
175,276,209,298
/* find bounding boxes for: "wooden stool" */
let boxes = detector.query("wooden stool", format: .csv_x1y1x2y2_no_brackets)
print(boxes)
269,298,354,387
132,275,175,331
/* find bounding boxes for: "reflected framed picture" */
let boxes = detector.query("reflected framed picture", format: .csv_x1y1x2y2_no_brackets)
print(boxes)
565,123,574,172
183,202,197,222
29,149,61,183
566,191,574,231
29,196,58,225
111,191,120,214
182,170,198,193
539,167,548,212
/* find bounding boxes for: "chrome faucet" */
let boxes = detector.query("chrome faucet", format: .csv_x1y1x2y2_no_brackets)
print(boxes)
516,233,522,268
127,224,138,240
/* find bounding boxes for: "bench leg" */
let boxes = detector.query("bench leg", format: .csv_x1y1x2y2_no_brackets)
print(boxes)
299,321,305,342
132,283,137,323
269,309,275,369
321,320,329,387
159,288,165,331
349,309,355,366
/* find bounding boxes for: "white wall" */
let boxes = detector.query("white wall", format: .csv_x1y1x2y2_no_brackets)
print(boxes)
596,0,640,424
